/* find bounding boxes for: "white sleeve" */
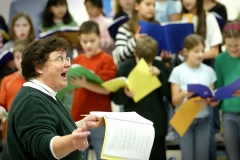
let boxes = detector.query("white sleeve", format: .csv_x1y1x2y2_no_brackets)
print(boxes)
205,12,223,51
50,136,60,160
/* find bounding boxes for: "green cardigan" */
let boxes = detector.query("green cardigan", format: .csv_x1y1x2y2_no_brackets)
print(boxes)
2,86,83,160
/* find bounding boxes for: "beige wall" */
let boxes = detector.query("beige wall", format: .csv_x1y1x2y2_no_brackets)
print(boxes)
0,0,12,24
218,0,240,20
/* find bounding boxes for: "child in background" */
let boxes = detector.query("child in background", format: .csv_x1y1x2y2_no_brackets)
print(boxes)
155,0,181,23
39,0,79,112
68,21,117,160
114,0,157,63
214,20,240,160
0,38,30,143
39,0,78,32
180,1,222,158
203,0,228,29
0,12,35,81
113,0,134,20
169,34,218,160
111,36,171,160
84,0,115,54
181,0,222,67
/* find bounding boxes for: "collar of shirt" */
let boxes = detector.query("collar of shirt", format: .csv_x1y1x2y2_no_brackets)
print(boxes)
23,79,57,101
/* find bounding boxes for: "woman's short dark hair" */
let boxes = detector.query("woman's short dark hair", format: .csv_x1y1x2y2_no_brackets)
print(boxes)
21,36,69,81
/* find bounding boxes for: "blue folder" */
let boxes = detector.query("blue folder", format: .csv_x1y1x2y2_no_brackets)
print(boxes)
188,77,240,100
139,20,194,54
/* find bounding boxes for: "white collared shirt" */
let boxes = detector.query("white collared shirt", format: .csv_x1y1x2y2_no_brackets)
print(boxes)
23,79,57,100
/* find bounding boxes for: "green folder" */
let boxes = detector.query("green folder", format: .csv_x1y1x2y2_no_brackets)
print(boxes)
56,64,103,100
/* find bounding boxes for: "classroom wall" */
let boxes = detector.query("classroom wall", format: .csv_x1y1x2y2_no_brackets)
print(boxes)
0,0,239,26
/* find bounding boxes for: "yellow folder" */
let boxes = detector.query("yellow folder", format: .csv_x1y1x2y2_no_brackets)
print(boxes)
170,96,202,137
102,58,162,103
101,77,128,92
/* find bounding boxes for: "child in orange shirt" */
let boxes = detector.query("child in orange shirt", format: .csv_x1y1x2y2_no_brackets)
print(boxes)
0,38,30,142
68,20,117,160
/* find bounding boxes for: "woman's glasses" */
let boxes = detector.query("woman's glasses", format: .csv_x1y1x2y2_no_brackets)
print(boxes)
49,57,71,64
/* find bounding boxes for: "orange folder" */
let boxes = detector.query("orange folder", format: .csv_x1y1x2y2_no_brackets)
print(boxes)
170,96,202,137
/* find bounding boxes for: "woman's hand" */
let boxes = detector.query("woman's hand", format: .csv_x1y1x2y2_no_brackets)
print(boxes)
124,87,134,98
68,75,87,87
82,114,105,130
71,127,90,151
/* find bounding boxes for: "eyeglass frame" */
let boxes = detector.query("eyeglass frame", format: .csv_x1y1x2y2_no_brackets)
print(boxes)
48,57,71,64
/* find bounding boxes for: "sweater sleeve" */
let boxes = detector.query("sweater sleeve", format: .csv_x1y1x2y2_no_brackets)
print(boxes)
97,55,117,81
115,24,136,62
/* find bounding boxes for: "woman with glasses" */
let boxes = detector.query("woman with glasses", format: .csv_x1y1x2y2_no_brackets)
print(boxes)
2,36,104,160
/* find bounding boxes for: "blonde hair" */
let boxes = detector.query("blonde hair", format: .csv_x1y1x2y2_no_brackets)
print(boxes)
113,0,123,14
183,34,205,50
135,36,158,63
127,0,157,35
13,38,31,54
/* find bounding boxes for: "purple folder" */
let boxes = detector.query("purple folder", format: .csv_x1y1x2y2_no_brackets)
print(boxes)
188,84,213,99
188,77,240,100
214,78,240,100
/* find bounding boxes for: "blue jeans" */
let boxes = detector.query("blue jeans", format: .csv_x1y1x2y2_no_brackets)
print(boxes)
179,116,211,160
209,107,220,160
84,126,105,160
222,112,240,160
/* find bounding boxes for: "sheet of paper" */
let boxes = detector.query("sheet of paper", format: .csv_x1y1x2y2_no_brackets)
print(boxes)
101,116,154,160
90,111,153,125
128,59,161,103
170,96,202,137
